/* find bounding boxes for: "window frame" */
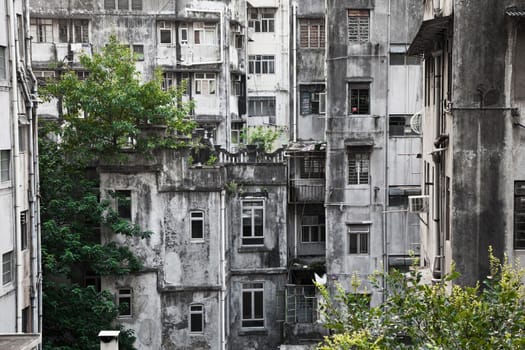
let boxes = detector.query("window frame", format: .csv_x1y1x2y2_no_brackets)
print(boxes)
347,9,370,43
247,96,276,117
30,18,53,43
20,210,28,250
241,199,265,246
299,84,326,115
115,190,132,221
190,210,205,241
0,46,6,80
248,55,275,75
0,150,11,183
348,83,370,115
194,73,216,95
348,225,369,255
514,181,525,249
179,25,188,45
300,156,325,179
299,19,325,48
248,8,275,33
132,44,144,61
347,148,370,185
117,288,133,318
159,21,173,45
301,215,326,243
231,122,245,145
189,304,204,334
2,251,13,285
241,282,265,328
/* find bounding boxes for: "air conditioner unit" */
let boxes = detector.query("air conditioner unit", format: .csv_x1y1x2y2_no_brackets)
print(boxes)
408,195,429,213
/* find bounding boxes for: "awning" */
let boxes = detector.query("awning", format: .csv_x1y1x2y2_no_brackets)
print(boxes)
407,16,452,56
506,7,525,17
286,142,326,153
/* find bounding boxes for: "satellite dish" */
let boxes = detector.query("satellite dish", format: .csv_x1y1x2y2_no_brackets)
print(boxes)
410,111,422,135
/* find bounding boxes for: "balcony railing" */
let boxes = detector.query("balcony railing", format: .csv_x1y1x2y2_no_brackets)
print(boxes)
289,179,325,203
286,285,318,324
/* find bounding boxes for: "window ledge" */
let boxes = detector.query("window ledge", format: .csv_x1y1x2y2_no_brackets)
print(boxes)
238,246,269,253
238,328,268,336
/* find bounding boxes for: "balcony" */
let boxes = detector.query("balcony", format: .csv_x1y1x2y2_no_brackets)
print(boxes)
289,179,325,203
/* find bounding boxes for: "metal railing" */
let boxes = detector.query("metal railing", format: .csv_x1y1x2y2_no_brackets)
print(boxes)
289,179,325,203
286,285,318,324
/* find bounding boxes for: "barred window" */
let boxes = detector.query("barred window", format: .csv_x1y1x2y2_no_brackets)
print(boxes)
348,83,370,115
348,148,370,185
0,150,10,182
515,182,525,249
2,251,13,285
300,156,325,179
299,19,325,48
348,9,369,43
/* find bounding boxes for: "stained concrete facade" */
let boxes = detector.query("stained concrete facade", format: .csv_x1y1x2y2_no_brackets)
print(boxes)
409,0,525,285
0,0,41,344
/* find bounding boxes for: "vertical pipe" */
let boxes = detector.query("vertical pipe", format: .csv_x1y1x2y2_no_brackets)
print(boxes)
292,1,297,142
219,189,226,350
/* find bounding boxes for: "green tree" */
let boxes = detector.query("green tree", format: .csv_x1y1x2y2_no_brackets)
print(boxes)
40,36,194,350
317,251,525,350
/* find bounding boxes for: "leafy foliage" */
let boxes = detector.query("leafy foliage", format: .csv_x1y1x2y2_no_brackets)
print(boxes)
40,36,195,349
244,125,284,152
317,251,525,350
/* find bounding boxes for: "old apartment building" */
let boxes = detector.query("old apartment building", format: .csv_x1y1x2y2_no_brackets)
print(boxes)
30,0,422,348
0,0,41,348
408,0,525,286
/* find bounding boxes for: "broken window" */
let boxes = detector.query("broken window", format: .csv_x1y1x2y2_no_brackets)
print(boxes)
0,150,10,182
2,251,13,285
348,225,369,254
348,83,370,115
30,18,53,43
190,211,204,240
117,288,132,317
241,200,264,245
299,19,325,48
248,55,275,74
248,97,275,117
301,215,325,243
347,9,369,43
514,182,525,249
347,147,370,185
116,190,132,220
300,84,326,115
194,73,216,95
242,283,264,327
248,8,275,33
189,304,204,333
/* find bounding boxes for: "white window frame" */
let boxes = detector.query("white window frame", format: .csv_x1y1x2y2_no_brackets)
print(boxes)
2,251,13,285
159,21,173,45
347,148,370,185
231,123,245,145
0,46,6,80
241,199,265,246
248,8,275,33
193,22,216,45
30,18,53,43
179,25,188,45
248,55,275,74
194,73,216,95
189,304,204,334
190,211,205,241
241,282,264,328
117,288,133,318
248,97,275,117
0,150,10,183
162,71,176,91
348,225,369,255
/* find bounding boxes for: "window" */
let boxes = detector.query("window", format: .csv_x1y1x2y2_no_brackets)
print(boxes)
248,8,275,33
20,211,28,250
162,72,176,91
33,70,55,85
300,85,326,115
248,97,275,117
104,0,115,9
180,25,188,45
348,148,370,185
0,47,5,80
30,18,53,43
117,288,132,317
2,251,13,285
300,156,325,179
58,19,89,43
299,19,325,48
242,283,264,327
301,215,325,243
231,122,245,145
194,73,216,95
389,115,418,136
248,55,275,74
75,70,89,81
194,23,216,45
116,190,131,220
131,0,142,10
1,150,10,182
22,307,30,333
348,83,370,115
189,304,204,333
84,271,101,292
132,45,144,61
232,75,242,96
117,0,128,9
348,9,369,42
159,21,172,44
241,200,264,245
390,53,420,66
514,182,525,249
190,211,204,240
19,125,28,152
388,186,421,207
348,225,369,254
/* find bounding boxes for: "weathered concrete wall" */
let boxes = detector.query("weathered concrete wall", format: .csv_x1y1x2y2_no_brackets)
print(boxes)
451,0,508,285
